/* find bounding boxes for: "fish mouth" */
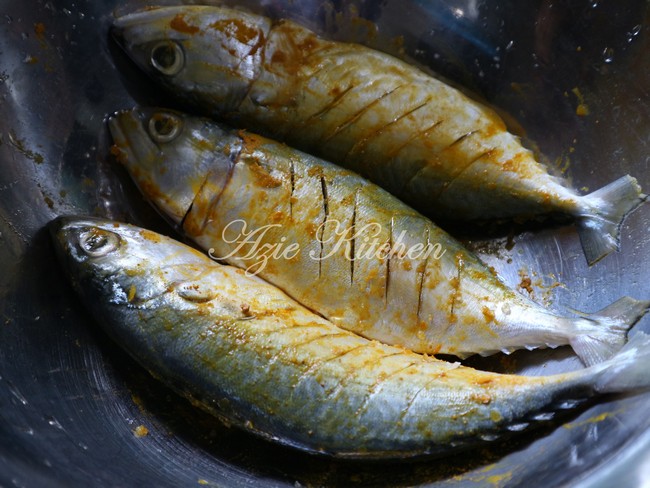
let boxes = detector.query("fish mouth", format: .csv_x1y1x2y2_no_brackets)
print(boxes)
110,10,145,53
107,108,158,171
108,106,189,173
110,7,175,70
107,110,136,167
113,6,177,28
111,6,185,49
109,19,126,48
107,107,203,226
49,215,75,255
111,7,162,35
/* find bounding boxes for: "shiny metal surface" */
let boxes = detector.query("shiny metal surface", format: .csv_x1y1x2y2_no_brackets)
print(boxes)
0,0,648,486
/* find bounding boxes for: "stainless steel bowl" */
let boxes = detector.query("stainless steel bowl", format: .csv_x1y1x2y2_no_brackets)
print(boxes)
1,1,648,486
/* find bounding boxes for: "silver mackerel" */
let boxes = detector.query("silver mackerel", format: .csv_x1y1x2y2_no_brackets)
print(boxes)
112,5,647,265
109,108,649,365
51,216,650,458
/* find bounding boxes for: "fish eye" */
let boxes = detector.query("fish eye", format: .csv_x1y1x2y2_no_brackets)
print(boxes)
78,228,120,258
150,41,184,76
148,113,183,143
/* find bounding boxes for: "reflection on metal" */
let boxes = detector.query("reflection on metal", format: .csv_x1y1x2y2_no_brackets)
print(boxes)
411,0,499,59
0,0,648,487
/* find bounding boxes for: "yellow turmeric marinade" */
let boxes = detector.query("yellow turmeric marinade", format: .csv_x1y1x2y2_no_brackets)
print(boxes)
52,216,650,458
109,108,649,364
112,5,646,265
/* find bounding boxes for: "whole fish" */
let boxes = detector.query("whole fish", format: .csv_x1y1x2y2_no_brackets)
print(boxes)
51,216,650,458
108,108,650,365
112,5,647,265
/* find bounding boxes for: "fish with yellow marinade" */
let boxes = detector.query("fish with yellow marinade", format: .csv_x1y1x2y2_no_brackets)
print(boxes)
111,5,647,265
51,216,650,458
108,108,649,365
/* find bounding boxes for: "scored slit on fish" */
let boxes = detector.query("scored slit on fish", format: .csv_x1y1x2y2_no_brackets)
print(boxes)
384,216,393,307
289,158,295,220
345,97,433,159
434,148,495,201
416,226,431,325
318,174,329,279
53,216,650,458
322,84,405,143
305,84,357,122
353,359,419,417
387,119,446,160
349,189,360,284
108,107,650,364
110,4,647,265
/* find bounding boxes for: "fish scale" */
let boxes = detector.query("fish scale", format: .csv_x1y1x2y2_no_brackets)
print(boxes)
51,216,650,458
108,108,650,365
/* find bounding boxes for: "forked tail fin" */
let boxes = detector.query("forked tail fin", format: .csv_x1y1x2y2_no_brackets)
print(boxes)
570,297,650,367
577,175,646,266
593,330,650,394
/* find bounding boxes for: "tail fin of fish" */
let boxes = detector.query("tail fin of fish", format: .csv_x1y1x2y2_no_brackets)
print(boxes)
577,175,646,266
592,331,650,394
570,297,650,367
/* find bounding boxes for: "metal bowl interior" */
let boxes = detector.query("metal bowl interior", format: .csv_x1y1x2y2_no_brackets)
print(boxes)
0,0,648,486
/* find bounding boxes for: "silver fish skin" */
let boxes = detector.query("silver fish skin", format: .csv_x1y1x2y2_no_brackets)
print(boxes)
50,216,650,458
108,108,650,366
111,5,647,265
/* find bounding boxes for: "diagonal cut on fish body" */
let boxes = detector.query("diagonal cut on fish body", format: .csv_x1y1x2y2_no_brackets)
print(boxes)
108,108,649,366
50,216,650,459
111,5,647,265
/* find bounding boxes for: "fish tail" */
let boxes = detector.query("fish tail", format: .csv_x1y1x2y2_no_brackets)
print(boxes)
569,297,650,367
591,330,650,394
577,175,647,266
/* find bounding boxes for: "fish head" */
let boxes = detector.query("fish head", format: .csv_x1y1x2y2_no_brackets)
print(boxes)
50,216,210,308
108,107,241,226
112,6,272,111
